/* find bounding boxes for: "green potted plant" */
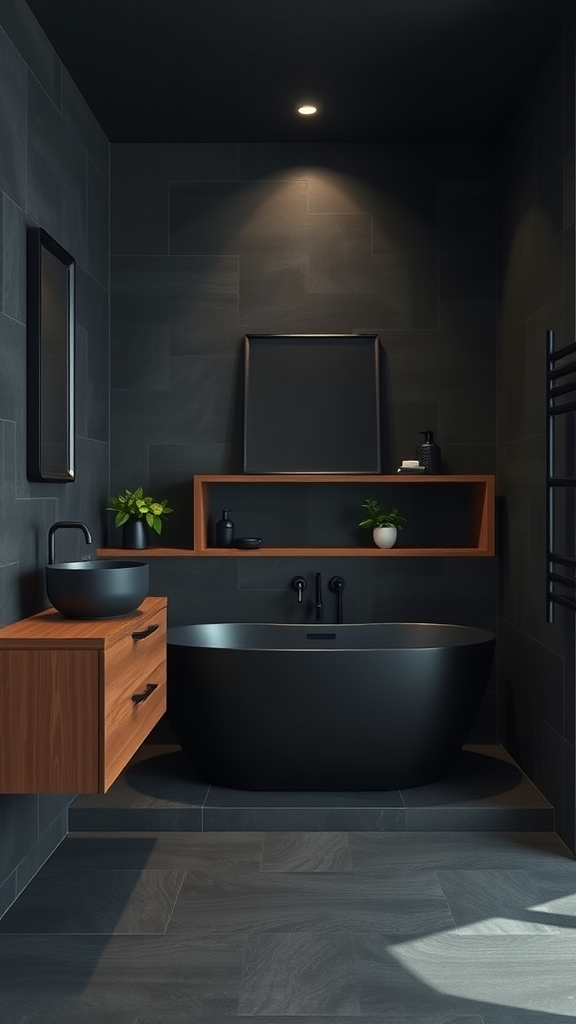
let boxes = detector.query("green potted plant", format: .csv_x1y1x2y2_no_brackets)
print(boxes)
107,487,173,549
359,498,407,549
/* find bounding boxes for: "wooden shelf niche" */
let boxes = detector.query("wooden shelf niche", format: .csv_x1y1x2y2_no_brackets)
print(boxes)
192,474,495,557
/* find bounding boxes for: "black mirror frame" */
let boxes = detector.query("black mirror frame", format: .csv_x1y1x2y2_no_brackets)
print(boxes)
26,227,75,483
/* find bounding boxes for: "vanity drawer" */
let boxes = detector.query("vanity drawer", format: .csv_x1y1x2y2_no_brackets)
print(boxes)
103,602,167,790
103,659,166,790
104,603,167,692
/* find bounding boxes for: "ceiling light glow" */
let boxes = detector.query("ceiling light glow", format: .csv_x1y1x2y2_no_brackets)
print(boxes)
297,104,317,116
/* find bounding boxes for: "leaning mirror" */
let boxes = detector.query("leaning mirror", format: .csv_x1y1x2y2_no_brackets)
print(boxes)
243,334,382,473
27,228,75,482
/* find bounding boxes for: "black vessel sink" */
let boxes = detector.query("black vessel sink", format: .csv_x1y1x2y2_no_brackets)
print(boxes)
46,559,149,619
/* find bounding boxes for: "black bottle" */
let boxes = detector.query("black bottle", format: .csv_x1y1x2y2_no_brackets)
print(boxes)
416,431,441,474
215,509,234,547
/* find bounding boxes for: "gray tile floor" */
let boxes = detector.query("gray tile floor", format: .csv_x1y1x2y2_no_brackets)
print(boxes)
0,829,575,1023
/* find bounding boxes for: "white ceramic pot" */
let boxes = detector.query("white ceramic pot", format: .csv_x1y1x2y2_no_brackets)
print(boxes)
373,526,397,549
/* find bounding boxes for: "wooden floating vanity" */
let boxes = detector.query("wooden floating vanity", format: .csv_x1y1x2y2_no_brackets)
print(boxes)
0,596,167,794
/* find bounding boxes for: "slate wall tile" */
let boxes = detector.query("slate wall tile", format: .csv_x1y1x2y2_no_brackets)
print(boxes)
2,196,26,323
27,72,87,265
0,0,60,107
0,0,110,904
0,26,27,207
111,142,238,255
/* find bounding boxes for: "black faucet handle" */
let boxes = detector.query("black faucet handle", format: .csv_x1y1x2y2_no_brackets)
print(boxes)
292,576,307,603
329,576,345,624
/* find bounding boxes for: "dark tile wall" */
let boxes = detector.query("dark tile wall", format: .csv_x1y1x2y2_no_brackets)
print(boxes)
497,16,576,849
0,0,109,915
110,141,499,745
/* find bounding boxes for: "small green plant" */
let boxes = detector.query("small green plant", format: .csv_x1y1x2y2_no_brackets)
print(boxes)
359,498,407,530
106,487,173,535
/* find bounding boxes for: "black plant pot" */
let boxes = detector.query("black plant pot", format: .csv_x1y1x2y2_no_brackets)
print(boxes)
122,519,148,549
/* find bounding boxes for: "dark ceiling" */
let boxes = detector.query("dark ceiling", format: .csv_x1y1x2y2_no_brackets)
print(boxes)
25,0,572,143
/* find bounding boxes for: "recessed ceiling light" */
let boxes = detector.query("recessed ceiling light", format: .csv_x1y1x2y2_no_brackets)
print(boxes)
297,104,318,116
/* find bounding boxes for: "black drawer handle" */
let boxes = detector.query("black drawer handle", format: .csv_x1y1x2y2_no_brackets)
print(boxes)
131,624,159,641
131,682,158,704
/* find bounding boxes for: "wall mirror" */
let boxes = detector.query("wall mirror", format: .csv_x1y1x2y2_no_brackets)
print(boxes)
243,334,381,473
27,228,75,482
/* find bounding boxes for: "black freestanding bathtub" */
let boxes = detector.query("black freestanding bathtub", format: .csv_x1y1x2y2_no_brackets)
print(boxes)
166,622,495,791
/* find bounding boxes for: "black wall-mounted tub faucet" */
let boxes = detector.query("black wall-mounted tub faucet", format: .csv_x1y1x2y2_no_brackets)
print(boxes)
292,576,307,603
329,575,346,624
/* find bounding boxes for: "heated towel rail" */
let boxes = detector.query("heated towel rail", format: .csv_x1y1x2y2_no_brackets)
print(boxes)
546,328,576,621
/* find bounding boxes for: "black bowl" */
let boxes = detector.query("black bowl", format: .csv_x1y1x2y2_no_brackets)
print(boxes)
46,559,149,618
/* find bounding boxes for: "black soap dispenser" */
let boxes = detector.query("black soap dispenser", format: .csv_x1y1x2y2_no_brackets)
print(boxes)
215,509,234,548
416,431,441,474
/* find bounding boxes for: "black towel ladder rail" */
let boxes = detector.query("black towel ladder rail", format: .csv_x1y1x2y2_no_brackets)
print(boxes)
546,328,576,621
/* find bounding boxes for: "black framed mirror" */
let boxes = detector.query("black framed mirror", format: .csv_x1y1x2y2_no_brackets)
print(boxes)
27,228,75,482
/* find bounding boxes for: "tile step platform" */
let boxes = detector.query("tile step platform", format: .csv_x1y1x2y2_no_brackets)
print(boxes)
68,743,554,833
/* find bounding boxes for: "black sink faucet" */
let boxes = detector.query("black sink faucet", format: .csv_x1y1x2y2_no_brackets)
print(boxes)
315,572,323,622
48,521,93,565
